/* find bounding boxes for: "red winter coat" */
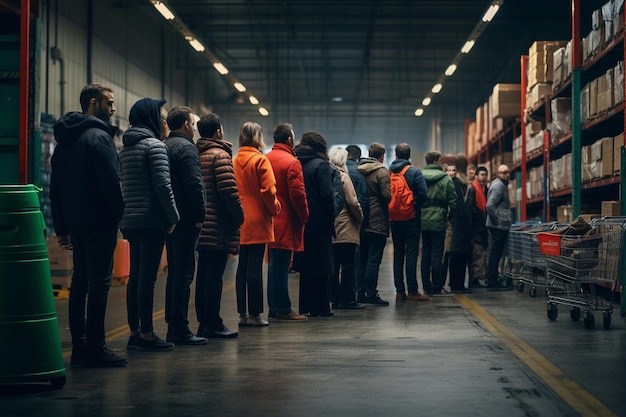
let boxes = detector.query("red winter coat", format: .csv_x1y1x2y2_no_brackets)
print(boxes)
266,143,309,251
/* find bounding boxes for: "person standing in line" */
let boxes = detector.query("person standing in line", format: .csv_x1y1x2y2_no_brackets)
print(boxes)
442,163,456,288
293,132,337,317
195,113,244,338
266,123,309,323
466,166,489,288
233,122,281,327
486,164,514,291
329,147,365,309
164,106,208,345
467,163,477,183
50,82,127,367
448,154,473,294
120,98,179,352
420,151,457,297
356,142,392,306
388,143,429,302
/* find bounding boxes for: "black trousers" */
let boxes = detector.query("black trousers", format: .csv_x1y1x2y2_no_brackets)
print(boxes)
196,248,228,330
236,244,265,316
331,243,358,305
487,227,509,286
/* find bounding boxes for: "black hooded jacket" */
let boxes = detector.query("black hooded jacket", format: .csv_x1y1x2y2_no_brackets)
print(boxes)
50,112,124,236
119,98,180,231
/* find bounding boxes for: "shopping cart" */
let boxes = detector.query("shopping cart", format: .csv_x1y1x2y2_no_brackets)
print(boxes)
501,222,541,286
541,218,625,330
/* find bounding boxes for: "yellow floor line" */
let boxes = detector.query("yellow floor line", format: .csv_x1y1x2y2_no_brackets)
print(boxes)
456,294,618,417
62,281,236,359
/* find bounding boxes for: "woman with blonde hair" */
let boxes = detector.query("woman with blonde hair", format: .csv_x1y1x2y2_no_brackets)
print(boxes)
233,122,281,326
329,147,364,309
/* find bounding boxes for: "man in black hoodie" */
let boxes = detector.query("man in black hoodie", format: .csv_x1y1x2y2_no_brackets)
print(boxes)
50,83,127,367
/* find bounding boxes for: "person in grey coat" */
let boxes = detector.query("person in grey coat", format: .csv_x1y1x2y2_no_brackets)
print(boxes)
486,164,513,291
120,98,179,351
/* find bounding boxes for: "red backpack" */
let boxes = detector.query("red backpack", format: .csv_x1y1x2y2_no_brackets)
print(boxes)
388,165,415,221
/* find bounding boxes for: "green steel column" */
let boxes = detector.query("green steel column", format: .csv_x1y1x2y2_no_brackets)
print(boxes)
571,67,581,219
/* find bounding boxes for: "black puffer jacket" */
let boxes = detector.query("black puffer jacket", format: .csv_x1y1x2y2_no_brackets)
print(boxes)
164,132,206,226
50,112,124,236
119,126,179,231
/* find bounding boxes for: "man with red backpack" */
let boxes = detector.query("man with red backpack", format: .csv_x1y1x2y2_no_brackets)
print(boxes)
388,143,429,302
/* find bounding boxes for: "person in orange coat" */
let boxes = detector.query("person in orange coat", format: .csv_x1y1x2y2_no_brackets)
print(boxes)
233,122,281,326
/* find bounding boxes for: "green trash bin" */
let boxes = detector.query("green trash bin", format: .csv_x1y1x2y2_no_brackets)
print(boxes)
0,184,66,388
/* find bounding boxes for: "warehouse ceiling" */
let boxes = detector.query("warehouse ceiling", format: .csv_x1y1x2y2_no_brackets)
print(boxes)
144,0,597,124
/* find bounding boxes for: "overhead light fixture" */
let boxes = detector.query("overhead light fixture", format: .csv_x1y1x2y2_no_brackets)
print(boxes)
332,97,343,102
461,40,475,54
258,107,269,116
431,84,442,94
445,64,457,76
422,97,432,106
213,62,228,75
482,4,500,22
187,38,205,52
249,95,259,105
152,1,175,20
415,108,424,117
234,82,246,92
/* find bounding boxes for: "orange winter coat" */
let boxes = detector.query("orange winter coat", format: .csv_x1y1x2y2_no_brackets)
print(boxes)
233,146,281,244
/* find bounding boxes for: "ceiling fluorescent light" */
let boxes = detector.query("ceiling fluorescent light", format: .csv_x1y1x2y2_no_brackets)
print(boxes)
249,95,259,105
461,40,475,54
213,62,228,75
482,4,500,22
258,107,269,116
445,64,457,76
234,82,246,92
431,84,442,94
152,1,175,20
188,38,205,52
422,97,431,106
414,108,424,117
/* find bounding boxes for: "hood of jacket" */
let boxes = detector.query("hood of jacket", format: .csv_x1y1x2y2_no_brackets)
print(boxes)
295,145,323,164
196,137,233,155
389,158,411,174
357,157,385,175
53,112,118,145
234,146,263,169
122,126,155,147
422,164,447,184
128,98,166,139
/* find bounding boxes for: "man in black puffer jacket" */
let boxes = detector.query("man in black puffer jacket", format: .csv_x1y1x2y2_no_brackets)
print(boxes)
50,83,127,368
119,98,180,352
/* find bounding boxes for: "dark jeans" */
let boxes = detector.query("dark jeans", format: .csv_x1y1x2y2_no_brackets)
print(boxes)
69,229,117,348
449,252,469,291
390,219,421,295
299,272,331,315
420,230,446,294
331,243,358,305
357,231,387,298
267,248,293,315
236,244,265,316
487,227,509,286
165,223,200,333
195,248,228,330
123,229,166,334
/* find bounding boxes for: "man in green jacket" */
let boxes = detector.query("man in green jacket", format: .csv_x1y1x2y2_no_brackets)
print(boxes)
420,151,457,296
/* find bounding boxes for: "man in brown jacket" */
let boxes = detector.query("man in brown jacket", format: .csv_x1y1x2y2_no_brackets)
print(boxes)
195,113,244,338
356,143,392,306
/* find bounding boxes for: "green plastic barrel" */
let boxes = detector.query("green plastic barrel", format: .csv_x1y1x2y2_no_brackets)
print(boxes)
0,184,66,388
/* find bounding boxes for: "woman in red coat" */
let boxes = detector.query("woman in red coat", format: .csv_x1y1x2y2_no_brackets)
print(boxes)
233,122,281,326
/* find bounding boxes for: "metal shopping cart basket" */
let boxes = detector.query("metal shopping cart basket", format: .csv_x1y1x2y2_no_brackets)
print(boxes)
540,218,625,330
501,222,541,286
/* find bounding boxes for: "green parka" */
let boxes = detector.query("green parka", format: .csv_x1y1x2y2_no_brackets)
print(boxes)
420,164,457,232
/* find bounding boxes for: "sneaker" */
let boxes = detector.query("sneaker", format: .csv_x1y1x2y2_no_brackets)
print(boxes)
136,333,175,351
406,293,430,301
395,292,407,302
364,295,390,306
270,310,308,322
336,301,366,309
84,346,128,368
240,314,269,327
126,335,141,351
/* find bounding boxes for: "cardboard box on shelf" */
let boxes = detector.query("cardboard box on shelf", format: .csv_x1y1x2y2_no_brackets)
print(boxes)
557,205,573,223
581,83,590,122
526,83,552,108
606,67,615,109
589,78,598,118
552,47,566,90
601,201,621,217
491,83,520,119
47,235,73,291
528,40,568,88
579,213,602,223
614,132,623,173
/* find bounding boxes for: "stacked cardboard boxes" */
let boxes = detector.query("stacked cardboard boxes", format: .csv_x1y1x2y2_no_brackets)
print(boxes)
550,97,572,139
580,61,623,122
549,153,572,192
527,41,568,94
582,137,616,181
